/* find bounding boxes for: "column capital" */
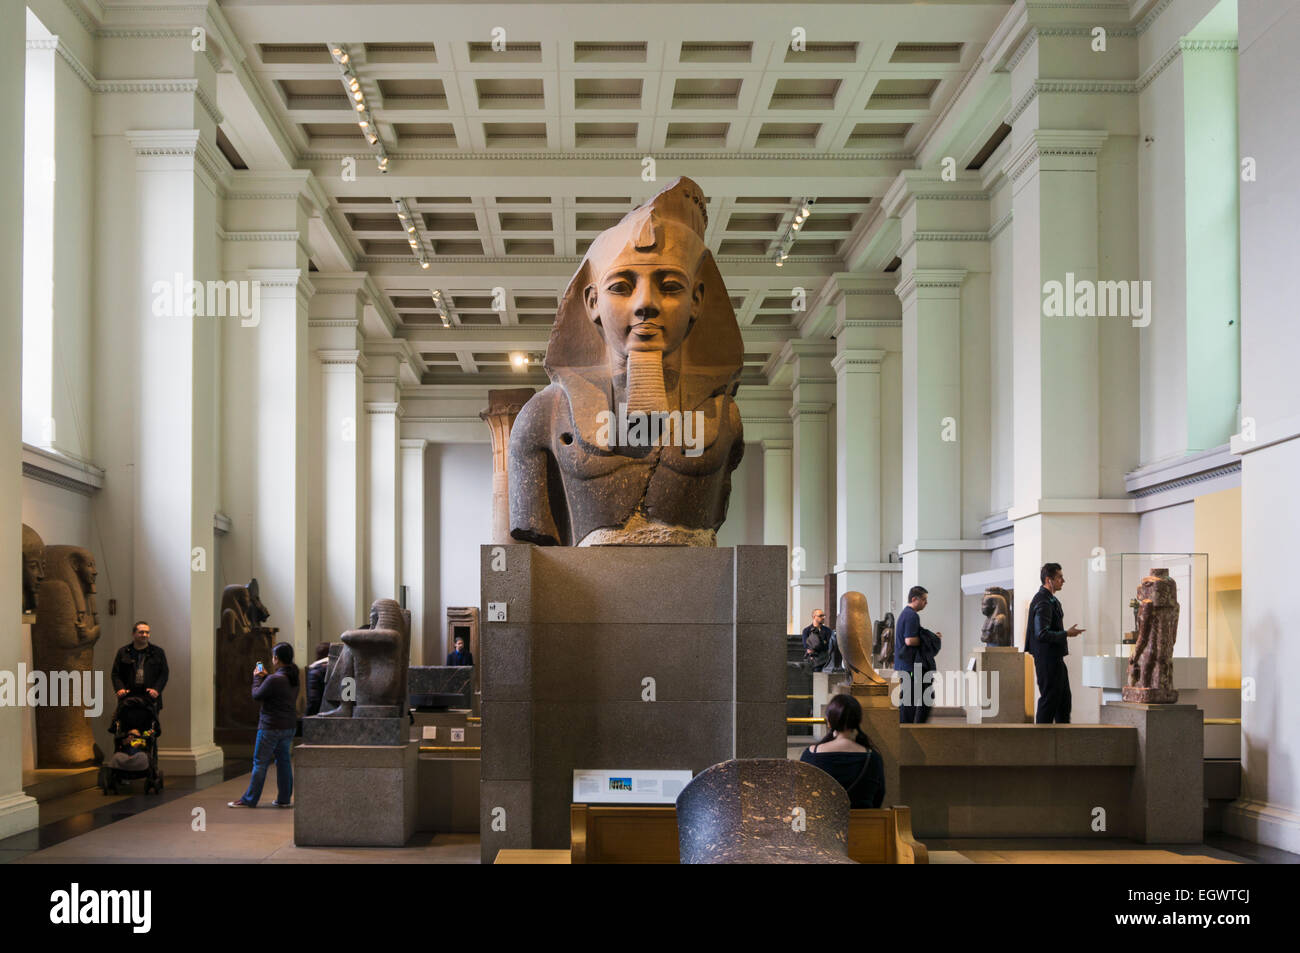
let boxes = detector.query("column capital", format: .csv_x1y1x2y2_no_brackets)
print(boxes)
317,348,367,372
831,348,886,375
894,268,968,304
881,169,988,219
789,401,832,420
1002,129,1109,183
760,438,792,453
365,401,403,417
400,437,428,453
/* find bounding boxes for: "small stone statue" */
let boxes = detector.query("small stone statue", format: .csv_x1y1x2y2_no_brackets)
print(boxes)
838,591,887,686
319,598,411,718
1123,568,1180,704
979,587,1013,647
216,578,277,732
31,545,102,767
509,177,745,546
21,524,45,616
872,612,895,670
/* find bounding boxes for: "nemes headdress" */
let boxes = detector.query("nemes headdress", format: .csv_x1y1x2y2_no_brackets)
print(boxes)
543,177,743,443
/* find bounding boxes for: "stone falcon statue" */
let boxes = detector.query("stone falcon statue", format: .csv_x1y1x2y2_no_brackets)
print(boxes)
508,177,745,546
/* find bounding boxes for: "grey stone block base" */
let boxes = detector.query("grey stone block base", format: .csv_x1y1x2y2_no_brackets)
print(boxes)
293,742,418,846
972,646,1029,724
479,544,787,863
302,715,406,746
1101,701,1203,843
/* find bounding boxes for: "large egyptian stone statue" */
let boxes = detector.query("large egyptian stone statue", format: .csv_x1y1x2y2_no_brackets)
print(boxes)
21,524,45,616
216,578,276,732
979,587,1013,647
320,598,412,718
1123,568,1180,704
31,545,101,767
509,177,745,546
838,591,888,688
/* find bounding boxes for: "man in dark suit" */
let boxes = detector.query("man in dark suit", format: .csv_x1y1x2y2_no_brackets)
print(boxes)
1025,563,1085,723
893,586,941,723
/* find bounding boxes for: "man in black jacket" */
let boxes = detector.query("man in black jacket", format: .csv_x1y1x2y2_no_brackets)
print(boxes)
1024,563,1084,723
111,621,169,711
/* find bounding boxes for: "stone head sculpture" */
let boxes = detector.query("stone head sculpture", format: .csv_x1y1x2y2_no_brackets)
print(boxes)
21,524,45,615
245,577,270,626
509,177,746,546
979,586,1012,647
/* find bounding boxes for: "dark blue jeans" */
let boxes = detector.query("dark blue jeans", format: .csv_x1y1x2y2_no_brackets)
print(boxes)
239,727,294,805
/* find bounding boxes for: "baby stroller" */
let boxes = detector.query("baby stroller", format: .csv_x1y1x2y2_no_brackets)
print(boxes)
98,694,164,795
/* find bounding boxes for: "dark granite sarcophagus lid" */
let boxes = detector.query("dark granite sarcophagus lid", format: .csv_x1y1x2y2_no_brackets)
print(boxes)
676,758,856,864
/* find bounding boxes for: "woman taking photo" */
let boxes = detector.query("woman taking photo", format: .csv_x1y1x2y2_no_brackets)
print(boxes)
799,693,885,808
229,641,299,808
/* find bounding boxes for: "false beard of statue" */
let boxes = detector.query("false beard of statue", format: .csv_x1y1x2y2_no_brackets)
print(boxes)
625,349,669,417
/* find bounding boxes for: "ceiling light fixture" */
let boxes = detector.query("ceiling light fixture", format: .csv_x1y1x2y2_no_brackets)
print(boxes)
772,196,815,266
329,42,390,174
394,197,431,270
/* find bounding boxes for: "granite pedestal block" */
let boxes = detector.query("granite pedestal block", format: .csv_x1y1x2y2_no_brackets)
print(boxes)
302,715,405,746
971,646,1028,724
479,544,787,863
1101,701,1203,843
294,742,418,846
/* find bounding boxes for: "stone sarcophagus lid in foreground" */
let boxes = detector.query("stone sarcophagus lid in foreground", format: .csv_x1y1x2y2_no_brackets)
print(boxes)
508,177,745,547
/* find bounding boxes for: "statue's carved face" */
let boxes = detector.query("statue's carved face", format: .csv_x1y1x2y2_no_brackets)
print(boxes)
23,551,44,593
584,264,702,360
75,554,98,593
981,596,996,617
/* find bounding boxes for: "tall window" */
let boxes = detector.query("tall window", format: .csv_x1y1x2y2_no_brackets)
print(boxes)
22,8,55,448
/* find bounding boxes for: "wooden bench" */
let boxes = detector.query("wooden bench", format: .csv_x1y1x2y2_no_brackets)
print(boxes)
568,804,927,864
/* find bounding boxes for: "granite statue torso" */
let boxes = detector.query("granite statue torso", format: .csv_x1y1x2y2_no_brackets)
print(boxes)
511,382,744,546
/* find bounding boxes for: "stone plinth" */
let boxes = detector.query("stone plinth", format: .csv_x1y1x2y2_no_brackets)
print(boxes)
1101,702,1203,843
302,715,405,746
479,544,787,863
971,646,1028,724
293,742,417,846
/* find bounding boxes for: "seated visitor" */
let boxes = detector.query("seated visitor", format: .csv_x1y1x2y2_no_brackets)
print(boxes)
447,635,473,666
799,693,885,809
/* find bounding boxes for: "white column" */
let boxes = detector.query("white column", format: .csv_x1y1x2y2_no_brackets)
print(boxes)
0,0,39,837
125,129,223,776
761,437,792,630
1002,30,1138,719
221,174,322,662
366,401,402,606
785,341,835,629
831,277,899,621
401,438,428,664
317,349,367,640
895,268,966,665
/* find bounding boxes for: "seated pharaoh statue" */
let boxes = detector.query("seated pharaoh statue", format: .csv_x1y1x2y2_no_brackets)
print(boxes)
508,176,745,546
319,598,412,719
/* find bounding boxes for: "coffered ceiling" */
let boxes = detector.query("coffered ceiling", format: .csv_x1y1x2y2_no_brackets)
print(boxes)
212,1,1015,383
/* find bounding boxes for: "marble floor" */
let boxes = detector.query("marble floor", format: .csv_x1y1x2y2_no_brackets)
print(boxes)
3,766,1293,865
1,764,478,865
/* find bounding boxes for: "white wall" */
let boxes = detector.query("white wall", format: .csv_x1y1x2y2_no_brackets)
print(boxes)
428,443,493,663
1228,0,1300,853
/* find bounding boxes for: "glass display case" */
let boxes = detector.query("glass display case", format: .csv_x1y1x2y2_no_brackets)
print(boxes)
1079,552,1209,659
